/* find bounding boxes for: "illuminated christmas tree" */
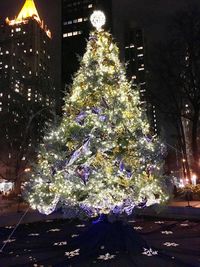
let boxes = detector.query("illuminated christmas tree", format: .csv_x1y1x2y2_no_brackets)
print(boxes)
26,11,169,218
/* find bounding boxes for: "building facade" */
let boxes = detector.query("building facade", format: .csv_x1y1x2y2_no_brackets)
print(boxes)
124,27,158,134
62,0,112,89
0,0,55,183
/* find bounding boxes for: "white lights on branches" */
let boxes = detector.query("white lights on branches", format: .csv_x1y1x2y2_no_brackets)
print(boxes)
90,10,106,30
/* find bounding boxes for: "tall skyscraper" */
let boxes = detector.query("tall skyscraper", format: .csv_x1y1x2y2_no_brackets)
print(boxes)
0,0,55,183
124,27,158,134
124,28,146,105
62,0,112,89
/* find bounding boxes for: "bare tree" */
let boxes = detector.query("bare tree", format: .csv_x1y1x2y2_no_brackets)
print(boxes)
0,100,54,195
149,5,200,180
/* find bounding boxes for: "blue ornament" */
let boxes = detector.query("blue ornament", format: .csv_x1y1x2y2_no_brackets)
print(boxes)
119,160,125,172
99,114,107,122
76,165,90,185
92,107,101,114
75,111,86,125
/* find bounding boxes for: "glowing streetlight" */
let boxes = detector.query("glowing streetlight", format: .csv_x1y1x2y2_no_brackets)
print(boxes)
90,10,106,31
191,174,197,186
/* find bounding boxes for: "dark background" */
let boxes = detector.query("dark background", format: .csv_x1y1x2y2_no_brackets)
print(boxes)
1,0,200,90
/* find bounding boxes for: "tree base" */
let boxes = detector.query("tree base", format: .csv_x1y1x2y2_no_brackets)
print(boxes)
57,217,151,266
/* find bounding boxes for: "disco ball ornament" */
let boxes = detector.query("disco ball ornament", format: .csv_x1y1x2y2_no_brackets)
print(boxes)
90,10,106,30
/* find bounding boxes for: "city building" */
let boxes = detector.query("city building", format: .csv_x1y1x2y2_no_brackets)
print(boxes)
62,0,112,89
124,28,146,105
0,0,55,184
124,26,158,134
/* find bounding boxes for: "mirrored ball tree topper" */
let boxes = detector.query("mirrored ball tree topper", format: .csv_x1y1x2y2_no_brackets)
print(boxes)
90,10,106,30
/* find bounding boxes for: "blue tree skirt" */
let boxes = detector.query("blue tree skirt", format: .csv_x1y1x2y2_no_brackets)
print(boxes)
54,217,194,267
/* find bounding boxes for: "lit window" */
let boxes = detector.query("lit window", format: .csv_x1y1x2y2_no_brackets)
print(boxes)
24,50,26,53
15,88,19,93
137,54,143,57
78,18,83,22
0,107,2,112
28,93,31,97
8,95,10,99
5,65,8,68
6,51,9,54
0,93,3,97
137,46,143,50
0,102,2,105
28,88,31,92
88,4,93,8
138,67,144,71
30,48,33,52
16,28,21,32
130,44,134,48
29,71,32,75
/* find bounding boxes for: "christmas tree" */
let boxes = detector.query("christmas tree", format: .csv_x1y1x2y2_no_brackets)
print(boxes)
26,11,169,217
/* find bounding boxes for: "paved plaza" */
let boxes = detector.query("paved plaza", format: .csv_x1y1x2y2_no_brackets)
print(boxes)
0,198,200,266
0,215,199,267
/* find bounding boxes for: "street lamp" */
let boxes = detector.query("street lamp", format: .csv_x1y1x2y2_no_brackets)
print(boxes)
191,174,197,186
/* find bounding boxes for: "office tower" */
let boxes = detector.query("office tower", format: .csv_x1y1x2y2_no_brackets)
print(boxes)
124,27,158,134
62,0,112,89
0,0,55,182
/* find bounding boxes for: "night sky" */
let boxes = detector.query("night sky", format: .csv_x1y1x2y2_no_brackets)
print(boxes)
113,0,200,47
